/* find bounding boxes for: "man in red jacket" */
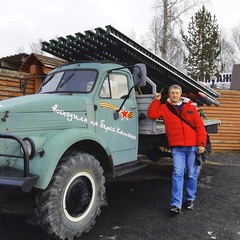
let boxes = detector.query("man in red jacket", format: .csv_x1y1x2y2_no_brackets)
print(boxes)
147,84,206,214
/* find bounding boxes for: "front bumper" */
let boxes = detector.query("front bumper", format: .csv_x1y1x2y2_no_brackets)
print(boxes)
0,133,39,192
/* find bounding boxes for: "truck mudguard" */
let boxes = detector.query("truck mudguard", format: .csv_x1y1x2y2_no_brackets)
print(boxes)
31,128,112,189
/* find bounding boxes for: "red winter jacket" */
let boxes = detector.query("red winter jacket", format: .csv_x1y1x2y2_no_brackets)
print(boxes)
147,98,206,147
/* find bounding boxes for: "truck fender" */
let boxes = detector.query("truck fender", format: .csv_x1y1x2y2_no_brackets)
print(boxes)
34,128,112,189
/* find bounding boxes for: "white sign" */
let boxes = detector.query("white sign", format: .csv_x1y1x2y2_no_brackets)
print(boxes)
203,73,232,89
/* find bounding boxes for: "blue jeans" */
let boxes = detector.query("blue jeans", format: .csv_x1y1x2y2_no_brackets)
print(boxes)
170,146,198,209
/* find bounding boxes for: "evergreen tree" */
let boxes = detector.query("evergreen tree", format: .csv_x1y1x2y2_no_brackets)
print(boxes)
181,5,221,81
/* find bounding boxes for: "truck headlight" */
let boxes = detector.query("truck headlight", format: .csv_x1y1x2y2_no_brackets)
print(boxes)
20,137,35,159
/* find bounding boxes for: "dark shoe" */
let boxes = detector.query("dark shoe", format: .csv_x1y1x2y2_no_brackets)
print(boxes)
169,206,181,214
186,201,194,210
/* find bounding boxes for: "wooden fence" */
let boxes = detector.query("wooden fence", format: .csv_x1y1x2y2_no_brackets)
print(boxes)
201,89,240,152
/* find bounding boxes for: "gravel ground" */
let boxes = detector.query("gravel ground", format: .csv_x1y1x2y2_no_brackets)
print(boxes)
0,152,239,240
207,152,240,165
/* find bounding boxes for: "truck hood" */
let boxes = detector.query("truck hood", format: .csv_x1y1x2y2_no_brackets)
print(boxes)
0,94,87,113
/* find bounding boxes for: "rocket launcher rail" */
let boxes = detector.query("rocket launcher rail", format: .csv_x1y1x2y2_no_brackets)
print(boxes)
42,25,220,106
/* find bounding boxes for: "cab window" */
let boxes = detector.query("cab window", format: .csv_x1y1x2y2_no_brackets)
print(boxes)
99,74,128,99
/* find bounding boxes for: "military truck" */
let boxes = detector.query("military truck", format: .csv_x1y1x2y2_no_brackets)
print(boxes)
0,26,220,240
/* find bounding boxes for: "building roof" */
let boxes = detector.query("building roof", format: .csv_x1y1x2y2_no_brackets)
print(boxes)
0,53,29,70
19,53,67,73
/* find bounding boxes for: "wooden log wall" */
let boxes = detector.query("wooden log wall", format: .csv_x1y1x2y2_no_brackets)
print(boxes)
201,89,240,152
0,69,33,100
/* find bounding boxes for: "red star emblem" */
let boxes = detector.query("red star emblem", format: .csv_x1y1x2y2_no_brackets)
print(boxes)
120,108,129,120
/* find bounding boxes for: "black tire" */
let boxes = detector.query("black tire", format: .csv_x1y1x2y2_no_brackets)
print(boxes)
35,151,106,240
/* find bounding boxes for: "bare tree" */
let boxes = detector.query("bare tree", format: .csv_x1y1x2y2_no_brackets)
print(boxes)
16,39,45,55
16,46,25,54
217,23,240,73
220,31,238,72
231,24,240,62
232,24,240,51
30,39,45,55
128,28,136,41
148,0,209,70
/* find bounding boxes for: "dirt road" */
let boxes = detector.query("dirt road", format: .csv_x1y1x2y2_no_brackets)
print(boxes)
0,152,239,240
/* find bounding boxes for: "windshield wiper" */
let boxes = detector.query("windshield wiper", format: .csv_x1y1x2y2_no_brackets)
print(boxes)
42,74,55,87
59,72,75,88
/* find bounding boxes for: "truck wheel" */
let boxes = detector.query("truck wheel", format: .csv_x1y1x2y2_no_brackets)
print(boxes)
35,151,106,240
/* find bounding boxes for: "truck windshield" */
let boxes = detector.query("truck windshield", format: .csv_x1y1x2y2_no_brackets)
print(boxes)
39,70,98,93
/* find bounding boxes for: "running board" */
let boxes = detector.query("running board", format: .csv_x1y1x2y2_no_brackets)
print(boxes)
114,162,148,177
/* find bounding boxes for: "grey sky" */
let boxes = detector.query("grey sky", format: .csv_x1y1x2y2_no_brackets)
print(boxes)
0,0,239,58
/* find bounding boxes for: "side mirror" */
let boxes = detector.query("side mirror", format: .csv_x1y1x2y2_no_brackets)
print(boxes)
133,63,147,87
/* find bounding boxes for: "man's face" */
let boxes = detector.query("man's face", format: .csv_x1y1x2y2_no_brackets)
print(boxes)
169,88,181,104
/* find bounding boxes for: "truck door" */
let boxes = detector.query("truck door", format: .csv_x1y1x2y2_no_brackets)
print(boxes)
95,73,138,166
